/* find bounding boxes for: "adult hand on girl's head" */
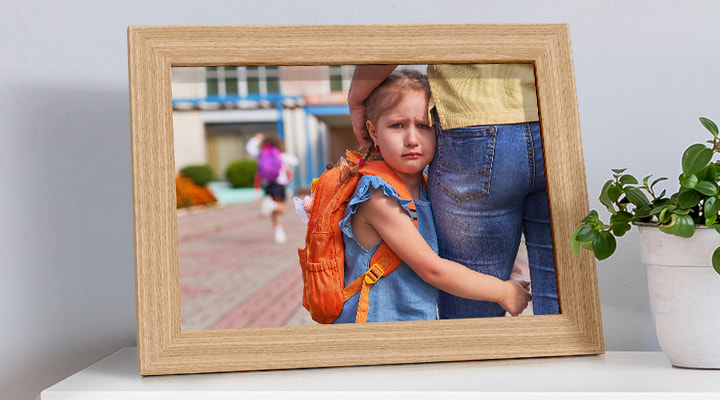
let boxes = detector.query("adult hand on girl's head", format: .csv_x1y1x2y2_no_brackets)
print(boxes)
499,279,532,316
348,100,371,149
347,65,398,149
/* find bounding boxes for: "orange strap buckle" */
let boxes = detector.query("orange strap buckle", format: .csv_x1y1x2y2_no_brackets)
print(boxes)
364,264,385,284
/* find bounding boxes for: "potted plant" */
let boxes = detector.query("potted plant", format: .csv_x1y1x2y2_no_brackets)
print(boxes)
571,117,720,369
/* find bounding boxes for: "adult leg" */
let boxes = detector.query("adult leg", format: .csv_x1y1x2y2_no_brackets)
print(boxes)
522,122,559,314
429,123,530,318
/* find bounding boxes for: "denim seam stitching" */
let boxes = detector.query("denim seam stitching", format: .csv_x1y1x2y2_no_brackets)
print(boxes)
524,122,535,192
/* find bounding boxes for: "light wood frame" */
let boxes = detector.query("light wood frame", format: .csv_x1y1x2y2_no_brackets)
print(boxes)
128,24,603,376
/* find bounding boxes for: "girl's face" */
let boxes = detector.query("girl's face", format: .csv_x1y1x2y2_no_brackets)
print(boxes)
366,91,435,180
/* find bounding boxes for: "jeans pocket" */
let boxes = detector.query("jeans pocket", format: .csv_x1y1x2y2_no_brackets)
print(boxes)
434,126,496,203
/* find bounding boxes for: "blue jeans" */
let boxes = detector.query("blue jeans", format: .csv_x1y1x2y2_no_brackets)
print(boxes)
428,121,559,318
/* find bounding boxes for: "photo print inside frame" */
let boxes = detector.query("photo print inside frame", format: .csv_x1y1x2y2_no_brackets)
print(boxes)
171,63,554,331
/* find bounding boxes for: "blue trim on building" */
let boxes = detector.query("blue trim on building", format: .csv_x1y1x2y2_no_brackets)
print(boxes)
274,100,285,141
303,108,315,185
305,105,350,116
172,93,303,108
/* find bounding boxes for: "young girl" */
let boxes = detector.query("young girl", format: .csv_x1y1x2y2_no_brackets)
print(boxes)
246,133,299,243
334,69,531,323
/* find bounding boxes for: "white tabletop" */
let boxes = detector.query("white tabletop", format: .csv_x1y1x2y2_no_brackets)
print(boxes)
41,348,720,399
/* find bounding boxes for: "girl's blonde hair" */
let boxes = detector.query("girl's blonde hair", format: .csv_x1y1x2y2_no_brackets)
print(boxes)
337,68,430,181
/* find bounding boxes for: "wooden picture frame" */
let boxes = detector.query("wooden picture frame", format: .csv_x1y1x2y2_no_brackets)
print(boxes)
128,23,603,376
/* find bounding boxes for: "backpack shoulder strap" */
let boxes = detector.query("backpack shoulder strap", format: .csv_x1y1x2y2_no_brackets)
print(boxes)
342,156,421,323
342,241,403,323
358,157,416,211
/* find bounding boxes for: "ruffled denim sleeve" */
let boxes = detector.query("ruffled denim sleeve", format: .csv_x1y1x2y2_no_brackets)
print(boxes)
339,175,413,239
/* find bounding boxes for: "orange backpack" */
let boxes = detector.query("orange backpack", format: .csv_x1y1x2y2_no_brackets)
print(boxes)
297,150,422,324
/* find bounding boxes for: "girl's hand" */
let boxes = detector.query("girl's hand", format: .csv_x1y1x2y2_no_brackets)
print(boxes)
498,279,532,316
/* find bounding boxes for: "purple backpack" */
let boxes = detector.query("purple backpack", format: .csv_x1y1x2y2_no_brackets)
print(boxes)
257,144,283,181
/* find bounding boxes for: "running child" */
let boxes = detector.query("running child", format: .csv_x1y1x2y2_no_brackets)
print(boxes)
246,133,299,243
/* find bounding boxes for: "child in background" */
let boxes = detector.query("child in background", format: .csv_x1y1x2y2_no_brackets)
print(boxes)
246,133,299,243
333,69,531,323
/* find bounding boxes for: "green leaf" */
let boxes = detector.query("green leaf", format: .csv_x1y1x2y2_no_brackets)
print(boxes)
695,181,719,196
707,198,720,227
610,211,633,236
642,175,651,186
619,174,638,185
652,196,672,206
659,214,696,238
625,188,650,207
575,224,599,242
697,164,718,182
682,144,713,176
700,117,719,138
706,196,720,216
708,166,718,182
706,214,717,228
712,247,720,275
570,226,582,257
679,174,698,189
677,190,702,209
659,208,672,224
581,210,599,224
650,176,668,190
599,180,616,208
592,231,617,260
633,205,653,219
610,211,633,223
608,185,622,203
672,207,691,215
650,204,669,215
611,168,627,175
611,222,632,236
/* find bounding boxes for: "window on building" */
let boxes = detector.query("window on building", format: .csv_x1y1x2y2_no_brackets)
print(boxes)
206,66,281,97
329,65,355,92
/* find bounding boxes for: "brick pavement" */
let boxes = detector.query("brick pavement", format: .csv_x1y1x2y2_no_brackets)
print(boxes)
178,200,317,331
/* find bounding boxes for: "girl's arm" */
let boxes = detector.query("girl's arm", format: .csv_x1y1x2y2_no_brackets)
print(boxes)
356,189,531,316
245,133,263,158
347,65,397,148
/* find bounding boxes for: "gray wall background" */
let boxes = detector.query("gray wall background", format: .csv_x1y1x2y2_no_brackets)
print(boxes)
3,1,719,398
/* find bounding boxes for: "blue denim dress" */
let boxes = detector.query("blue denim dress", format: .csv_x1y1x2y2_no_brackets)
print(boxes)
333,175,439,323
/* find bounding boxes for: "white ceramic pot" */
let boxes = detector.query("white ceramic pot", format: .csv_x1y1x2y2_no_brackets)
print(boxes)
638,224,720,369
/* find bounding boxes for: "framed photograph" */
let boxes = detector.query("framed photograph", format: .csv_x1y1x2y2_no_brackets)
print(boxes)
128,24,603,376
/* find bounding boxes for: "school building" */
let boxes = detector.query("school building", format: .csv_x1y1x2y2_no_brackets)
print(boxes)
170,65,359,191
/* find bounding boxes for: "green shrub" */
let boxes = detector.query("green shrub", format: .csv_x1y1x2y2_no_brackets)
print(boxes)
179,164,215,187
226,159,257,188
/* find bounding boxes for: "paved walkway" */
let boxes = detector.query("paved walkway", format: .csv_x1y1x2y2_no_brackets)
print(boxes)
178,199,317,331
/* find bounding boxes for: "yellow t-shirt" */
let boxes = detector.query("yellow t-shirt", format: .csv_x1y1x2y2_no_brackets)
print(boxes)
427,64,539,129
